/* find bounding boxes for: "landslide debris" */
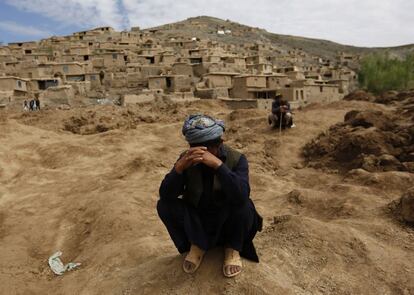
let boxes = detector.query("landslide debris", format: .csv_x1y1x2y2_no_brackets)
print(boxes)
303,92,414,173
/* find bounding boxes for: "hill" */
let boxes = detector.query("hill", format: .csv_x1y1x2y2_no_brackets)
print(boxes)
147,16,414,59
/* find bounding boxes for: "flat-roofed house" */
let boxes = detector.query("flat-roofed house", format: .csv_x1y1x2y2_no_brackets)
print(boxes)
203,72,239,88
231,75,277,99
172,62,194,77
148,75,192,93
0,76,29,105
0,76,28,93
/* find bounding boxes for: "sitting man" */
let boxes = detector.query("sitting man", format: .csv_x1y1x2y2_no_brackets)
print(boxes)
157,114,262,278
268,94,293,128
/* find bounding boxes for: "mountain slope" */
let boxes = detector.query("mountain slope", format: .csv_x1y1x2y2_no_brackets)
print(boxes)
147,16,414,59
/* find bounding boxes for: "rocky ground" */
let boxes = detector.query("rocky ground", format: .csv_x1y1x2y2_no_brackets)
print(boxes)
0,94,413,294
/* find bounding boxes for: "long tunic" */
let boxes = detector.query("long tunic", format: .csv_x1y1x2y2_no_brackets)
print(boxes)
158,147,262,262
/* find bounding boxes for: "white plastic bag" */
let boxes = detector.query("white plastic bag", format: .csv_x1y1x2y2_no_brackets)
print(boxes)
48,251,81,275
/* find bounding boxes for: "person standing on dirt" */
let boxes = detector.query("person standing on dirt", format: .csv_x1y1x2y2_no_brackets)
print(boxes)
29,99,35,111
35,97,40,110
268,94,293,128
23,100,29,112
157,114,262,278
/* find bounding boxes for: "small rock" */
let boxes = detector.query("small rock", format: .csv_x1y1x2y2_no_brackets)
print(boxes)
287,190,304,205
273,215,292,224
402,162,414,173
293,162,305,169
401,187,414,223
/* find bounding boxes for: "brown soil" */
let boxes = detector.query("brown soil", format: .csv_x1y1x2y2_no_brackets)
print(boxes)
303,94,414,173
0,98,413,295
343,90,376,102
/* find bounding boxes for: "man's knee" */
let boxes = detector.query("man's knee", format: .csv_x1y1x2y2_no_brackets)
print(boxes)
229,202,252,221
157,199,170,221
157,198,185,222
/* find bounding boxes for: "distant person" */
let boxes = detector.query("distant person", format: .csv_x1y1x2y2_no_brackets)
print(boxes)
29,99,35,111
23,100,29,112
268,94,293,128
35,98,40,110
157,114,262,278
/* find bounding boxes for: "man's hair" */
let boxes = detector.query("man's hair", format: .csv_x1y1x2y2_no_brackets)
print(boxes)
189,137,223,148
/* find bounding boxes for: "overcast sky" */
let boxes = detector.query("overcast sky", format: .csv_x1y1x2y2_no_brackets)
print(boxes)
0,0,412,47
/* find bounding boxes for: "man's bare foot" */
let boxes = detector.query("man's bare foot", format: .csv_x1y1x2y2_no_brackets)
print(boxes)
223,248,242,278
183,244,205,274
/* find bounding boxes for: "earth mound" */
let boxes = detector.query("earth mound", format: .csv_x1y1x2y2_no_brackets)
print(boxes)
375,90,414,105
343,90,375,102
389,187,414,224
303,108,414,173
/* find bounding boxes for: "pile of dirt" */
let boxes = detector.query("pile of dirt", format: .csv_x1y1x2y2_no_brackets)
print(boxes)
62,107,157,135
9,98,224,135
343,90,376,102
345,89,414,111
375,90,414,105
303,108,414,173
62,98,189,135
389,187,414,224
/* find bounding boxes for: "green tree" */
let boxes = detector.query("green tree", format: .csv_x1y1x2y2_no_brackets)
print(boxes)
359,53,414,94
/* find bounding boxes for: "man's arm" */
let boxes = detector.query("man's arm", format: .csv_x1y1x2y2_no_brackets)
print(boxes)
159,147,206,200
159,165,185,200
285,102,291,111
272,101,281,114
215,154,250,205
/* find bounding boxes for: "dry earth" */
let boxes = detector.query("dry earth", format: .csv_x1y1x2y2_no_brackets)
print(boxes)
0,98,413,295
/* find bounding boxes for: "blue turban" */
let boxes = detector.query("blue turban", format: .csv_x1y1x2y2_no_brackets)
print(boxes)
182,114,225,144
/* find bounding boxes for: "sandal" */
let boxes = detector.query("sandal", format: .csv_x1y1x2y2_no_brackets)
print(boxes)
223,248,242,278
183,244,205,274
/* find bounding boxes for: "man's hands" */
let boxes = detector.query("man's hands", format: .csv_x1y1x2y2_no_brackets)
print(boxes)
200,149,223,170
175,147,205,174
174,146,223,174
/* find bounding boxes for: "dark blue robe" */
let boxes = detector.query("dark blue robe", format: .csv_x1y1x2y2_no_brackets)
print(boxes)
157,147,262,262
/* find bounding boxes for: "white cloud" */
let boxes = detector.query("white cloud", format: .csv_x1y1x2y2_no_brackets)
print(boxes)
122,0,414,47
5,0,128,30
4,0,414,47
0,20,51,37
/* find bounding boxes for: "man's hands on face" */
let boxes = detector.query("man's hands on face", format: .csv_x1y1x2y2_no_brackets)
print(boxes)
201,149,223,170
174,146,223,174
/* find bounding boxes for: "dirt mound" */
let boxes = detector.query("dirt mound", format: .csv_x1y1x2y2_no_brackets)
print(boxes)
389,187,414,224
260,215,414,294
400,187,414,223
343,90,375,102
375,90,414,105
63,107,156,135
303,108,414,173
10,99,227,135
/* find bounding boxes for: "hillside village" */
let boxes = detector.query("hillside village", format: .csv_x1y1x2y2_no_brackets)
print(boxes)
1,15,414,295
0,17,361,110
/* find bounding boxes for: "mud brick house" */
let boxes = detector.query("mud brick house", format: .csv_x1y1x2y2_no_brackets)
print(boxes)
0,19,353,108
148,75,192,93
231,75,278,99
203,72,239,88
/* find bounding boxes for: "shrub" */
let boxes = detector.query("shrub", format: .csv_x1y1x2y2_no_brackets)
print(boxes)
358,53,414,94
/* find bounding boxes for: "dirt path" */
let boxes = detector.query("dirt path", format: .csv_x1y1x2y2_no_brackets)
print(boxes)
0,100,413,295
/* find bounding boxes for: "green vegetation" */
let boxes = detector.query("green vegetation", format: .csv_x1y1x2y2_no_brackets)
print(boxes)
358,53,414,94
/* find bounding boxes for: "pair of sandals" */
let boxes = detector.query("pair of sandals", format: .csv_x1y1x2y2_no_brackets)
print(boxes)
183,245,242,278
